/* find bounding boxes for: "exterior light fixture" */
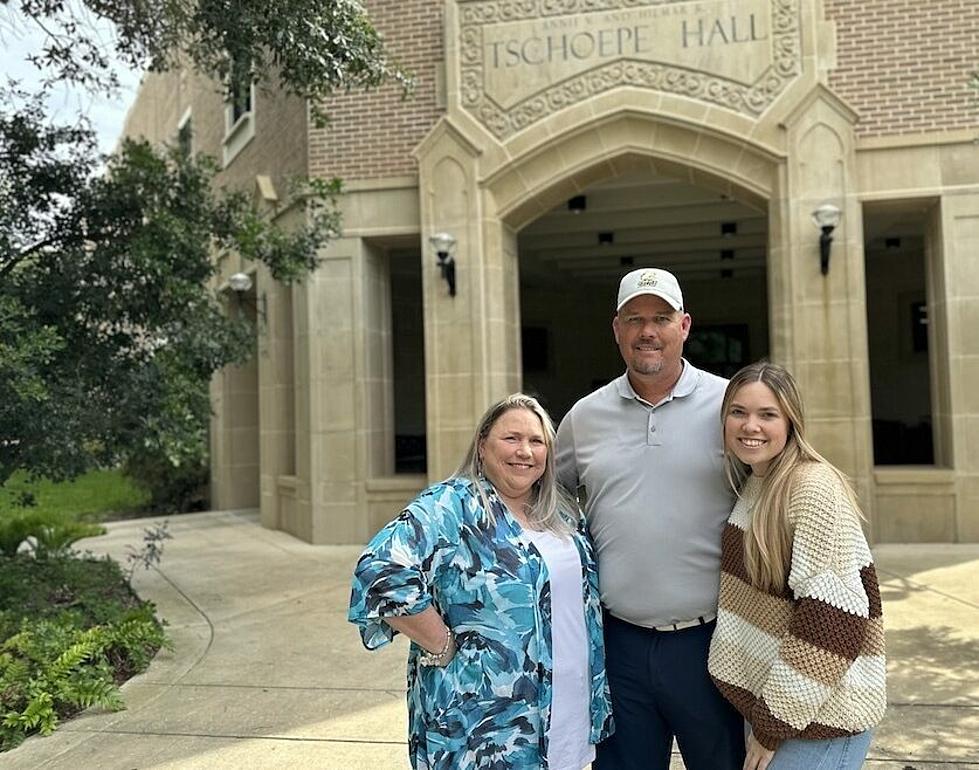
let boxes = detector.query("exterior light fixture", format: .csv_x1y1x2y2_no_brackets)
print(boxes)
227,271,265,324
568,195,587,214
429,231,457,297
229,272,253,292
811,203,842,275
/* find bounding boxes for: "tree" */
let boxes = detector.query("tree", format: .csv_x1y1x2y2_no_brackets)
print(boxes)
1,0,407,502
8,0,410,114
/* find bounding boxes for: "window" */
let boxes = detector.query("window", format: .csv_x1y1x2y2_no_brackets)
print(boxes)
222,56,255,166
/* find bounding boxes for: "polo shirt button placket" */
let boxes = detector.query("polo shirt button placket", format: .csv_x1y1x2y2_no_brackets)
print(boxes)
647,414,660,446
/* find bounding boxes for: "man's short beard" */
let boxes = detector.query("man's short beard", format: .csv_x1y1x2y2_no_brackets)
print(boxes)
631,359,664,375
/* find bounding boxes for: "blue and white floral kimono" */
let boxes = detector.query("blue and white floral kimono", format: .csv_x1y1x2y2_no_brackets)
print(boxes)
349,477,613,770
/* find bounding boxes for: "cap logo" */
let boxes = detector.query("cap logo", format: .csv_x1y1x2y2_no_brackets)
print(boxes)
637,272,658,287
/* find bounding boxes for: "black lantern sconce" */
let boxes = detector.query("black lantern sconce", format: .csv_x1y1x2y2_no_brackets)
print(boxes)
811,203,842,275
429,231,457,297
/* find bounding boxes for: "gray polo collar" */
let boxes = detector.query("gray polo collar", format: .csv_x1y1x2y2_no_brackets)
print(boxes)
615,359,700,403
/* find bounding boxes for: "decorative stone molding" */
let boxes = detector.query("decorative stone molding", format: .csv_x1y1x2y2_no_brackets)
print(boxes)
457,0,801,140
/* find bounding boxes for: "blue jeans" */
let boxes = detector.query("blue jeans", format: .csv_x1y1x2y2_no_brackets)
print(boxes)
768,730,873,769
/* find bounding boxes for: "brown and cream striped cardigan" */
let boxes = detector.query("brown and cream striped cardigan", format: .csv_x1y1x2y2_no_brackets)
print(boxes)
707,462,886,751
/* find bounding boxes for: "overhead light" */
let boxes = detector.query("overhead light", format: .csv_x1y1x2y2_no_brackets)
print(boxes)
598,232,614,245
721,222,737,237
720,249,734,261
568,195,587,214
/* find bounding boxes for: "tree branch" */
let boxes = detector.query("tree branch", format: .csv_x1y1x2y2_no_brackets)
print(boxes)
0,237,60,281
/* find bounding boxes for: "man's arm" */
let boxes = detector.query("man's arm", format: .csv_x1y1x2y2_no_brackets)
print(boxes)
555,411,578,493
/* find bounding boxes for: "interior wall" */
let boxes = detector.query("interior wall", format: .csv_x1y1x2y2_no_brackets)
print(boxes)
520,278,623,421
520,271,769,423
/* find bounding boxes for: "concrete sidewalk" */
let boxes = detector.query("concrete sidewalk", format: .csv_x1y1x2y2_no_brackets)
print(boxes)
6,510,979,769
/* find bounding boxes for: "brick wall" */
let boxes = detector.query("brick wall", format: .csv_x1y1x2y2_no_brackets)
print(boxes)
825,0,979,138
122,68,307,201
307,0,445,182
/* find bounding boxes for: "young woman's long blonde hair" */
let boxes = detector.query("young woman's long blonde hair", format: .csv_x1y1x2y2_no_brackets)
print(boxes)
721,362,862,591
455,393,575,536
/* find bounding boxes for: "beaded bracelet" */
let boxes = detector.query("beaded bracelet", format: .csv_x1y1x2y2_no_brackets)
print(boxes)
418,626,454,667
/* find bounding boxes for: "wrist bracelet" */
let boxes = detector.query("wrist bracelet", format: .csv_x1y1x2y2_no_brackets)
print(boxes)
418,626,454,667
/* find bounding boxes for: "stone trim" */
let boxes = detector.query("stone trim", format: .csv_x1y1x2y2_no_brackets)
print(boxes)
458,0,802,140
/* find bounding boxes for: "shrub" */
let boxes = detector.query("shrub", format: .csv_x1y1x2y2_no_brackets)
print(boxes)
0,610,169,750
123,451,209,514
0,554,171,751
0,510,104,558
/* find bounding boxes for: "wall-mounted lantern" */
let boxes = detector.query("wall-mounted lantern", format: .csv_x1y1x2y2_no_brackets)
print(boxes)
228,271,265,324
229,272,253,293
811,203,842,276
429,232,457,297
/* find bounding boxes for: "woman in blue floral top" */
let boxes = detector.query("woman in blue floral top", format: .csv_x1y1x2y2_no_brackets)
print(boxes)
349,393,613,769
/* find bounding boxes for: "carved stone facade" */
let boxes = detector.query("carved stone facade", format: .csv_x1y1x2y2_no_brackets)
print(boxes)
458,0,802,139
121,0,979,544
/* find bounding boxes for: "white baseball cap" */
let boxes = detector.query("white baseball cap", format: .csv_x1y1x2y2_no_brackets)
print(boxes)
616,268,683,312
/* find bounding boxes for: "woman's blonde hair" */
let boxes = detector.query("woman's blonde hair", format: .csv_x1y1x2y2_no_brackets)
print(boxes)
721,362,862,591
455,393,575,536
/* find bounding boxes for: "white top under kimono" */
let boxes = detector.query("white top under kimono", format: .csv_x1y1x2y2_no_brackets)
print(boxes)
522,527,595,770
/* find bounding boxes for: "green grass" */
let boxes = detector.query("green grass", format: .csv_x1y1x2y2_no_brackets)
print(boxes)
0,469,150,522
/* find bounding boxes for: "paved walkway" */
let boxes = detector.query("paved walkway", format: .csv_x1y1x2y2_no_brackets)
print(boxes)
6,510,979,769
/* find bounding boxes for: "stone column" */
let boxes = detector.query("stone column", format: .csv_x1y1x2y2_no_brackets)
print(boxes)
939,192,979,540
416,120,522,481
258,269,298,532
210,292,261,511
303,242,363,544
775,85,876,533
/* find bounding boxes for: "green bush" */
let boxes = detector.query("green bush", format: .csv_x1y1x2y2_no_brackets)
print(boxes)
0,555,171,751
123,451,209,514
0,510,104,558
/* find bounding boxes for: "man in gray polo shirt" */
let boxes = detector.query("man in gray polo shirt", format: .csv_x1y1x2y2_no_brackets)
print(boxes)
556,267,744,770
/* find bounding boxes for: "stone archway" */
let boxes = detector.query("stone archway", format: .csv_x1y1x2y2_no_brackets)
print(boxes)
416,94,877,534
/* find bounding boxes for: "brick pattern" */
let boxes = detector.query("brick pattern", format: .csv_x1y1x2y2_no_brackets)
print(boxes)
825,0,979,138
307,0,445,181
308,0,979,176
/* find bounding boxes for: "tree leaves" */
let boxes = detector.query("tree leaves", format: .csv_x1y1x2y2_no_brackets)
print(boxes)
10,0,411,111
0,98,340,486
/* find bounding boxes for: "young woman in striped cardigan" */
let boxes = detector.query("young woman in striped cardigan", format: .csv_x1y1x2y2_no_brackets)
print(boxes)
708,362,886,770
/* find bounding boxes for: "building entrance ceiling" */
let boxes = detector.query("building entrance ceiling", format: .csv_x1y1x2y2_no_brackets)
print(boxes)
517,169,768,287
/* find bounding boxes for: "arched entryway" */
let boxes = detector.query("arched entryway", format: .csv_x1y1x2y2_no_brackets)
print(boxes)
516,166,770,422
417,97,875,535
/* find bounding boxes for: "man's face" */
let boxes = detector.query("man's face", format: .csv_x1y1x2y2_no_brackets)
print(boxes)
612,294,691,377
